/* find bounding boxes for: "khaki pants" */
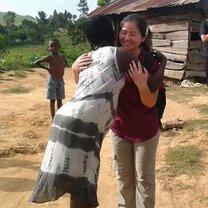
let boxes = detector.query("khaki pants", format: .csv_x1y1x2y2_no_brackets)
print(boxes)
111,130,159,208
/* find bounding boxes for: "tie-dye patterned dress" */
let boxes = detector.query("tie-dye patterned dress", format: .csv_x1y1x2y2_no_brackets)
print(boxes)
29,46,125,207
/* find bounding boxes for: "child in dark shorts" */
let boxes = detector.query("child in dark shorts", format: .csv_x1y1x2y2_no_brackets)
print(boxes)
33,38,67,119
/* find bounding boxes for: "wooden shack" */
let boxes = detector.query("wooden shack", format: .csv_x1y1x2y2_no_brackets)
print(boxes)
90,0,208,81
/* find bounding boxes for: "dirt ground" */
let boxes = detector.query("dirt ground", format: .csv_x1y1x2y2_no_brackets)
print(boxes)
0,69,208,208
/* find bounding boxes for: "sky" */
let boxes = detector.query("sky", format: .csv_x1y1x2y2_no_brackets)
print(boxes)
0,0,98,18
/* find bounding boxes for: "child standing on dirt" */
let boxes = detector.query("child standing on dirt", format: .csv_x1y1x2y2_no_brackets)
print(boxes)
33,38,67,119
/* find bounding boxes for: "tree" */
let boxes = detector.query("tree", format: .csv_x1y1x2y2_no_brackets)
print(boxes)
97,0,111,7
0,33,8,56
3,11,16,33
0,25,7,35
16,31,27,43
77,0,89,17
36,11,49,43
36,11,49,25
51,10,59,31
68,17,87,45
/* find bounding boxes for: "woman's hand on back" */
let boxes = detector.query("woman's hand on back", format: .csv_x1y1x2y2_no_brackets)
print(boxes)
72,53,93,73
72,53,93,84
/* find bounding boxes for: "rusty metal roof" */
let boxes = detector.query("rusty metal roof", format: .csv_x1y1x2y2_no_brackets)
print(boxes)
90,0,201,16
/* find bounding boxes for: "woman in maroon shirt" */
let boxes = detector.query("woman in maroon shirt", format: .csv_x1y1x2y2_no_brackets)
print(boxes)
110,14,166,208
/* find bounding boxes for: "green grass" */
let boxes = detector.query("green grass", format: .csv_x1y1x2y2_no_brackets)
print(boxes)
166,86,208,103
195,104,208,115
13,71,27,78
9,44,47,54
165,145,203,176
0,34,90,73
185,119,208,132
1,86,30,94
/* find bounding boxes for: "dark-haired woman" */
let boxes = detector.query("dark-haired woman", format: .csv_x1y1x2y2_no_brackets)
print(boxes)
110,14,166,208
29,15,157,208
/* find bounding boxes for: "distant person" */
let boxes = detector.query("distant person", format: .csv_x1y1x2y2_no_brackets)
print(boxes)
33,38,67,119
200,18,208,86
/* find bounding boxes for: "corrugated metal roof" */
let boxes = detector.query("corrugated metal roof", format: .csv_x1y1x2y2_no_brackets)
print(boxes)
90,0,201,16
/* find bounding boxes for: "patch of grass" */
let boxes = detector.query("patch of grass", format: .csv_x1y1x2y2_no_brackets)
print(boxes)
166,86,208,103
185,119,208,132
165,145,203,176
1,86,30,94
13,70,27,78
0,40,90,73
195,104,208,115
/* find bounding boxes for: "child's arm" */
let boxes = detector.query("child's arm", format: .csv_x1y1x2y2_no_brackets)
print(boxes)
147,51,167,92
33,56,50,72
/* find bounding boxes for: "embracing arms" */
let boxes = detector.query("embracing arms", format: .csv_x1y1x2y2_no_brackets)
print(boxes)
147,51,167,92
72,53,93,84
71,49,166,108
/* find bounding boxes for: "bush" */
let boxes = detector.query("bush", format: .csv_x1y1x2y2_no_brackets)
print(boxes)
61,43,90,66
0,42,90,73
0,33,8,57
0,45,47,73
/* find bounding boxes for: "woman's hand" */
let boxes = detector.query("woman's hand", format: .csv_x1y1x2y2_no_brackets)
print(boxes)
72,53,93,73
72,53,93,84
128,61,149,89
128,60,158,108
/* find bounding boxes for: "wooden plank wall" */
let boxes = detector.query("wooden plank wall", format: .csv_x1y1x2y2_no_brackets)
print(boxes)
186,11,206,79
110,5,207,80
145,13,189,80
144,9,206,80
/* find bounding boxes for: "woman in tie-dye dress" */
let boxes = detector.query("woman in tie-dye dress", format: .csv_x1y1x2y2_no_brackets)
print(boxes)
29,15,142,208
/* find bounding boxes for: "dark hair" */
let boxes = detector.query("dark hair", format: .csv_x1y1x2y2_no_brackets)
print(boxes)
84,15,114,50
49,38,61,47
120,14,150,51
206,18,208,29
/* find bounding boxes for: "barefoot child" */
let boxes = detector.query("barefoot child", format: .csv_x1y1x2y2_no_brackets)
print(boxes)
33,38,67,119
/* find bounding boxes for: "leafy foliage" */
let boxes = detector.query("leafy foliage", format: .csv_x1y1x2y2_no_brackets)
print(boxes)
0,2,91,73
0,7,89,46
0,12,36,26
0,44,47,73
97,0,111,7
0,33,8,56
3,11,16,32
61,43,90,66
68,17,87,45
77,0,89,17
0,38,90,73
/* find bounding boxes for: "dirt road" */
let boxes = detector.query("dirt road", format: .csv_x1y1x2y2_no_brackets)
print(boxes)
0,69,207,208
